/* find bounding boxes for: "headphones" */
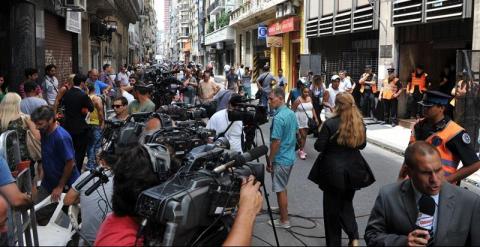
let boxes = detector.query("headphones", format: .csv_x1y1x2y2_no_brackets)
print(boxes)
143,143,171,181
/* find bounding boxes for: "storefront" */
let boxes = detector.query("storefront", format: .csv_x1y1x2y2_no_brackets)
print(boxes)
268,16,301,91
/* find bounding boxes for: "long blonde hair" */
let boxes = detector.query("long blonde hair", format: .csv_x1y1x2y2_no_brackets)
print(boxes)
0,93,23,131
334,92,366,148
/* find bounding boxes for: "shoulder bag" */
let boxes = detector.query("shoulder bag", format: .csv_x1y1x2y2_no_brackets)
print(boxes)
299,101,318,135
21,115,42,161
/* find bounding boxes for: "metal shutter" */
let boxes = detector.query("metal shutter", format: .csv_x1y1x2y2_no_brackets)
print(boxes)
44,12,73,84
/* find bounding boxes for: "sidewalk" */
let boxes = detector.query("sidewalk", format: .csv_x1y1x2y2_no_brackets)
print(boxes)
366,123,410,156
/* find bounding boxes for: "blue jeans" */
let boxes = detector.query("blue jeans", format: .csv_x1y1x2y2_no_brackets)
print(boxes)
243,85,252,99
86,125,102,169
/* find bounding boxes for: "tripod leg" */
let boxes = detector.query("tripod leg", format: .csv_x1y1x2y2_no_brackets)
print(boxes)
262,185,280,247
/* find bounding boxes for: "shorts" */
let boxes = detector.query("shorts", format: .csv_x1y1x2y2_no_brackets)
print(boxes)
271,164,293,193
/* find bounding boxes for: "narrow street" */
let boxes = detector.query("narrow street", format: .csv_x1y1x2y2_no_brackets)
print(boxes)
249,123,404,246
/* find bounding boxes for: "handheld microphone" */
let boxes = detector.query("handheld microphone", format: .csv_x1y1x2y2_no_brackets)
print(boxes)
75,167,104,191
415,195,436,241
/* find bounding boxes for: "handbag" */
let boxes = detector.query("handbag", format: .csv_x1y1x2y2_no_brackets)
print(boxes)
344,155,375,190
255,73,270,99
300,101,318,135
21,115,42,161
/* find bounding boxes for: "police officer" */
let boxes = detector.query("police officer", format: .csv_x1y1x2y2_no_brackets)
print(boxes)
398,91,480,184
379,68,402,127
406,65,428,119
359,65,377,118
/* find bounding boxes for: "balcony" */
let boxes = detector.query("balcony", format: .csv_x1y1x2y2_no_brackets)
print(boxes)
178,33,191,40
205,26,234,45
207,0,225,15
229,0,288,26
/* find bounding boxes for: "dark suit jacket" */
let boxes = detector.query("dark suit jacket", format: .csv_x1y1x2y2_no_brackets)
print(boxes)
62,87,94,135
365,180,480,246
309,117,374,191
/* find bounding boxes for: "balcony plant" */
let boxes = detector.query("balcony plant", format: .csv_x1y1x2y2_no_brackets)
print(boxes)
216,11,230,29
207,22,215,34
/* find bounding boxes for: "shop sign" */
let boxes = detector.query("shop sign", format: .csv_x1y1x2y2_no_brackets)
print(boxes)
66,10,81,34
268,17,300,36
266,36,283,47
258,26,268,40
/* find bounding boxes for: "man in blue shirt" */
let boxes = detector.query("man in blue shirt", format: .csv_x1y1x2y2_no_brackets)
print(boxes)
87,69,111,95
267,87,298,229
31,106,79,203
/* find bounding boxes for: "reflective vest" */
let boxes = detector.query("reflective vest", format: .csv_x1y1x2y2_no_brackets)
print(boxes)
360,73,377,93
407,73,427,94
410,120,464,177
381,78,399,100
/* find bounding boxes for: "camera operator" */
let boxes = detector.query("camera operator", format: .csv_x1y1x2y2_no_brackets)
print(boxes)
109,96,129,121
128,82,156,114
64,152,115,246
206,94,244,153
94,144,262,246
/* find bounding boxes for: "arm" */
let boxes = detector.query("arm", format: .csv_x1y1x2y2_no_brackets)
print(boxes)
358,73,367,84
322,90,332,109
267,139,281,173
223,176,262,246
50,159,75,202
53,87,66,114
84,94,94,112
314,123,330,152
364,189,409,246
93,96,105,128
446,161,480,184
286,91,293,107
0,184,32,209
291,98,300,112
63,187,80,206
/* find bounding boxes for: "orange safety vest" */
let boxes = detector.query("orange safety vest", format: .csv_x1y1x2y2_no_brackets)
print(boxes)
407,73,427,94
359,73,377,93
381,78,399,100
410,120,464,177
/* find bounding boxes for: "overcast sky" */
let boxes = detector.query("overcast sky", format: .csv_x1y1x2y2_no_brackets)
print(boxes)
154,0,164,31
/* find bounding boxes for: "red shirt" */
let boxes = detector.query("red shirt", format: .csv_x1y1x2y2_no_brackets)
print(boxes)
94,213,143,246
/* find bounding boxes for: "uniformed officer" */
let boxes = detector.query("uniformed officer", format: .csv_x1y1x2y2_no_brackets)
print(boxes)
359,65,377,118
406,65,428,119
398,91,480,184
379,68,402,127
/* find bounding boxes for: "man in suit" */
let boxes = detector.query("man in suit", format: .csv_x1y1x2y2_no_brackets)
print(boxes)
62,74,94,172
365,141,480,246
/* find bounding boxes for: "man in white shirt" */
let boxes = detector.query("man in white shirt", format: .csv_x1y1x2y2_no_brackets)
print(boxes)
338,70,354,93
43,64,59,105
206,94,244,153
224,64,231,77
116,65,129,88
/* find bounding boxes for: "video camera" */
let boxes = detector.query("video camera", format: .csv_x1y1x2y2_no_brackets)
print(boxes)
156,103,215,121
228,100,268,126
135,139,268,246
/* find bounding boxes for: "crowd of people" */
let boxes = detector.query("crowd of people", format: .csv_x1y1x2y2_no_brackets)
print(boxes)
0,60,478,247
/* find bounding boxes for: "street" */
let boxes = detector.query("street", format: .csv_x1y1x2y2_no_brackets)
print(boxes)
251,126,404,246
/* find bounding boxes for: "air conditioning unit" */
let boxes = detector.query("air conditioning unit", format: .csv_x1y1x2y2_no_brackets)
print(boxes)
276,5,284,18
283,1,296,16
63,0,86,11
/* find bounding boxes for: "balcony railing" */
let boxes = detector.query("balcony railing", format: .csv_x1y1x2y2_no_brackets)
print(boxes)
229,0,287,25
207,0,225,15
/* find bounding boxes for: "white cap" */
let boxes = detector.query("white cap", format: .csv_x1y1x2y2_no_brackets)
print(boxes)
331,75,340,81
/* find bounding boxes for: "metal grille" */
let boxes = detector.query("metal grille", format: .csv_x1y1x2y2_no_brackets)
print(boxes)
426,0,464,22
306,18,319,38
392,0,423,25
322,50,378,83
393,0,470,26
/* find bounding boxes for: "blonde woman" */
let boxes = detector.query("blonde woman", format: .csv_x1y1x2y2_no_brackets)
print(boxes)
308,92,374,246
0,93,41,170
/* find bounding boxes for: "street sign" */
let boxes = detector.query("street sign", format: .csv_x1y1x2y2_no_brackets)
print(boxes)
258,26,267,40
266,36,283,47
66,11,81,34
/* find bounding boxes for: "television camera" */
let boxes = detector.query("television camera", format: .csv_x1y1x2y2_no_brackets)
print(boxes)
135,139,268,246
156,103,216,121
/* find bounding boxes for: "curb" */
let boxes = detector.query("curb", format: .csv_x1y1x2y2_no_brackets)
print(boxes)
366,137,405,156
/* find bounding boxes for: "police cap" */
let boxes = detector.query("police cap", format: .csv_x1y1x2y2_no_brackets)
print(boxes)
418,90,451,107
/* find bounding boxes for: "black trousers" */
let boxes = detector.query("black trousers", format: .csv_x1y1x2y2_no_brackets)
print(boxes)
360,90,375,118
407,91,424,118
323,189,359,246
383,98,398,124
70,129,91,172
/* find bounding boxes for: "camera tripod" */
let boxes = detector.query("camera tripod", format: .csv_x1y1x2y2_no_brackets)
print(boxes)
245,123,280,247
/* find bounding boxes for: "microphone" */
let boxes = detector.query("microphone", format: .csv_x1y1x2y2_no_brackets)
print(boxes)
75,167,104,191
415,194,436,240
214,145,268,173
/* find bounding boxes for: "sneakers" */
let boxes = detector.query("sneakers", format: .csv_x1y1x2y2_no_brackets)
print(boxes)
298,150,306,160
267,219,291,229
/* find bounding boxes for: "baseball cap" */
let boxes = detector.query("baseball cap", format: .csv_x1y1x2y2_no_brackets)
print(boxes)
331,75,340,81
418,91,451,107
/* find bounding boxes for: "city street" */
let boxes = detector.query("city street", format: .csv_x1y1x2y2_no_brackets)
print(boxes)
248,123,404,246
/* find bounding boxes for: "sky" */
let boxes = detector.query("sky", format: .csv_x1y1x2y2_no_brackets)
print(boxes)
154,0,164,31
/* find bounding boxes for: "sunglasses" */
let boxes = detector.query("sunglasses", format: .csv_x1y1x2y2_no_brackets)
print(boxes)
113,104,124,108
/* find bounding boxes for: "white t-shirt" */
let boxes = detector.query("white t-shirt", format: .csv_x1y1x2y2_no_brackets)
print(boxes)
122,90,135,104
340,77,353,91
206,109,243,153
117,72,129,87
44,75,59,105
